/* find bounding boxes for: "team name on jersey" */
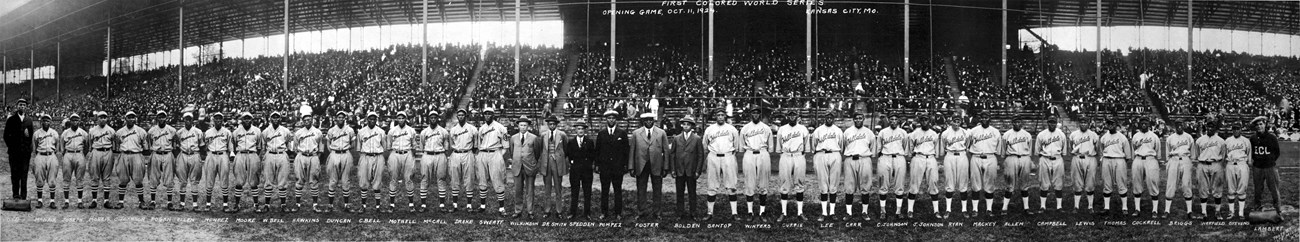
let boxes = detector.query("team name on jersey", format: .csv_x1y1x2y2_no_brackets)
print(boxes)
1006,133,1029,145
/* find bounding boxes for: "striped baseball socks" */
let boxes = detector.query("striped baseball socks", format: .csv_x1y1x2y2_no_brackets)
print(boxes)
795,193,804,215
842,194,853,215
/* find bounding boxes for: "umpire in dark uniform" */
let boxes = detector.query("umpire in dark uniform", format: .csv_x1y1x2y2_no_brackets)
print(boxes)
595,110,630,220
5,99,35,200
565,120,597,219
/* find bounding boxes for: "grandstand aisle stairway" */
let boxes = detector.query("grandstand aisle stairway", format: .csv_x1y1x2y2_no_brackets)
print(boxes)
455,50,489,110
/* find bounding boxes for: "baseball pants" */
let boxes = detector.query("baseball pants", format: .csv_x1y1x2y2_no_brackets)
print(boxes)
1038,156,1065,191
200,154,232,198
449,152,473,200
1225,161,1249,200
476,151,507,202
261,153,291,199
811,152,842,194
233,153,262,196
1100,157,1129,194
1195,162,1225,199
357,153,385,192
1130,156,1160,197
61,152,88,199
841,156,872,195
325,152,354,194
777,153,807,194
706,152,738,196
175,153,202,199
420,154,449,201
1070,156,1098,192
1164,156,1194,199
387,151,415,198
741,150,771,196
877,155,908,195
147,154,176,198
908,155,940,195
293,153,322,200
33,154,60,199
115,153,146,198
969,155,999,193
88,150,114,196
1003,155,1032,191
943,152,970,193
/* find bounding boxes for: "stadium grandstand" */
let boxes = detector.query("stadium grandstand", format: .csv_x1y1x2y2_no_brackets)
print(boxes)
0,0,1297,138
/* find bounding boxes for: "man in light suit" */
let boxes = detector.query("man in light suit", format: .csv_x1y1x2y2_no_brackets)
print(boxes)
630,112,670,220
539,115,568,218
668,115,706,221
506,116,543,218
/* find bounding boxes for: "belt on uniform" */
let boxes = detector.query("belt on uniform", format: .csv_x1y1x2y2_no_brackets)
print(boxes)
975,154,990,159
363,153,382,156
182,151,197,155
917,154,935,158
154,151,170,155
122,151,141,154
480,149,497,152
946,151,966,155
94,148,112,152
1136,155,1155,159
37,152,54,156
332,150,349,154
885,154,901,158
715,153,726,157
821,150,837,154
1076,155,1089,159
268,151,285,154
1043,156,1059,160
751,151,761,154
1008,154,1025,158
237,151,256,154
394,150,409,154
298,152,317,156
65,150,83,154
426,151,445,155
454,150,472,153
849,156,861,160
210,151,226,155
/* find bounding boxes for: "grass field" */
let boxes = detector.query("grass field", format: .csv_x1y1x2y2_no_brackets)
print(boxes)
1,141,1297,241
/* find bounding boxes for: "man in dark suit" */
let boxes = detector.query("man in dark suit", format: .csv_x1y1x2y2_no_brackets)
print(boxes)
629,112,670,220
565,120,597,219
668,115,706,220
5,98,35,200
595,110,630,220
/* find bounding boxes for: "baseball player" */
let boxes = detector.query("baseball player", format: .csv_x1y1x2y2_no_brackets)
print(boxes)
1098,119,1133,215
324,111,356,213
810,109,844,222
199,112,234,212
174,112,203,211
356,112,387,213
418,110,450,212
966,116,1000,217
876,114,910,219
1032,117,1067,214
1193,120,1226,220
841,111,877,220
908,116,941,218
739,107,775,221
32,113,60,209
87,111,116,209
260,112,293,212
1161,120,1197,218
448,109,477,212
476,108,511,214
938,115,970,218
232,112,263,213
387,111,418,212
702,109,741,221
1000,117,1033,215
145,111,177,210
775,110,810,222
1129,120,1163,217
1067,119,1100,213
291,113,325,212
60,113,90,209
113,111,149,209
1223,122,1251,220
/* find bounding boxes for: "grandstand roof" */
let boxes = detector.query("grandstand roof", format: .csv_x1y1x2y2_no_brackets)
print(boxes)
1024,0,1299,36
0,0,562,70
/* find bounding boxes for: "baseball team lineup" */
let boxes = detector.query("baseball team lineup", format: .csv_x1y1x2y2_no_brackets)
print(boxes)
13,96,1286,224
